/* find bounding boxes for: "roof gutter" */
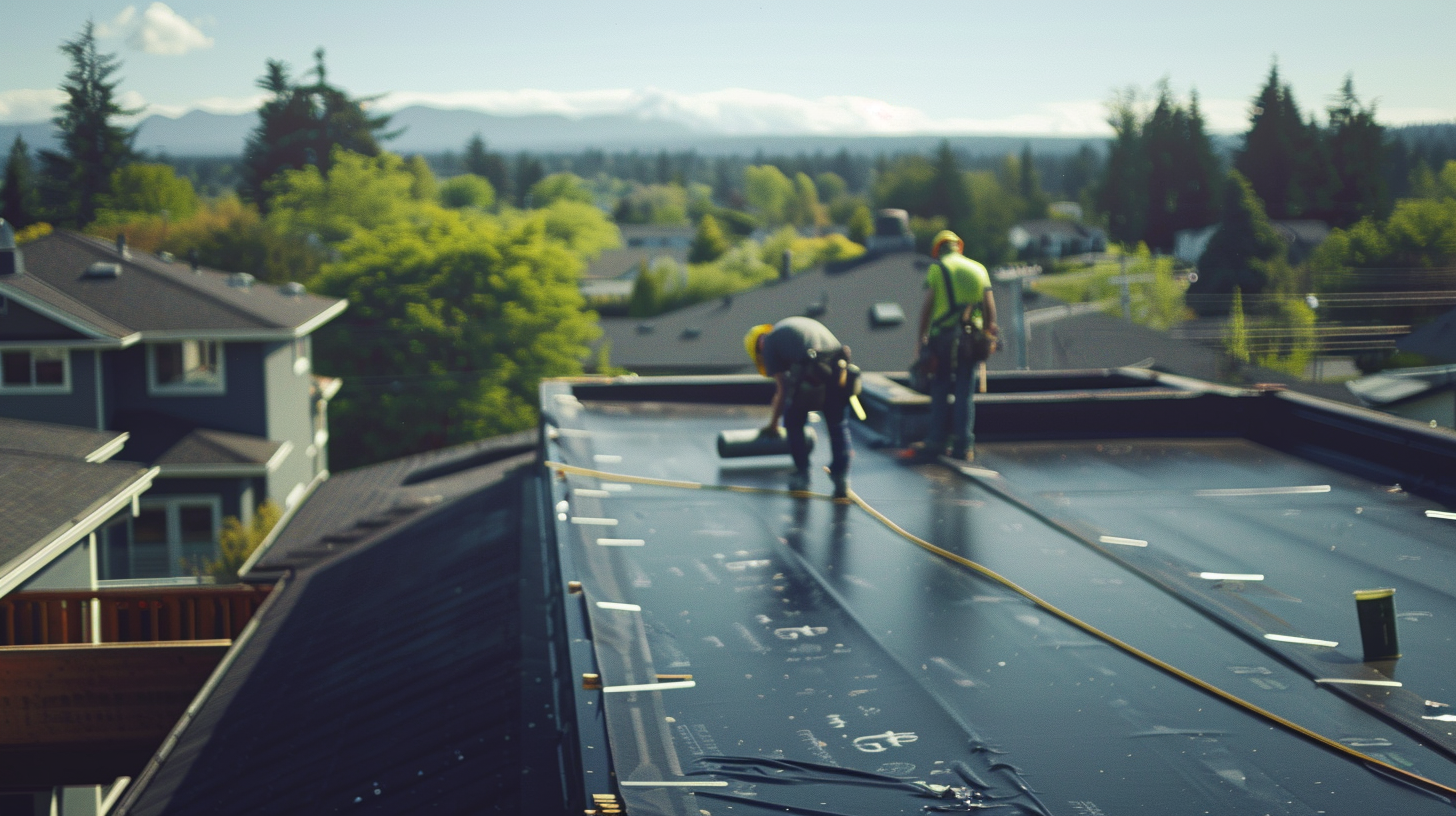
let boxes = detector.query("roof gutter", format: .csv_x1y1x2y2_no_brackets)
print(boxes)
85,432,130,464
0,466,159,598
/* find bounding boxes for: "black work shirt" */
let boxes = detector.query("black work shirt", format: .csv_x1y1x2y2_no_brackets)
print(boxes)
760,317,842,376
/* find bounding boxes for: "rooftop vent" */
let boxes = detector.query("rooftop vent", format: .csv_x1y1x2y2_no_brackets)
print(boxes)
228,272,256,289
85,262,122,279
681,327,701,340
279,281,307,297
870,301,905,327
157,250,175,263
636,323,655,335
805,291,828,318
115,234,129,258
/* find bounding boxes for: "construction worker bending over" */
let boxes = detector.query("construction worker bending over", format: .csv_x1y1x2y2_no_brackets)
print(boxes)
745,317,860,498
913,230,998,462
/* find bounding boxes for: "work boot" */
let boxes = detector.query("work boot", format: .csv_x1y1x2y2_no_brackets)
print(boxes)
831,472,850,500
788,469,810,493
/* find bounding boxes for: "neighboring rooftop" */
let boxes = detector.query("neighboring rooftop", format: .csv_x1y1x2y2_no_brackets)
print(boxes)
0,416,128,462
115,433,551,815
0,231,346,343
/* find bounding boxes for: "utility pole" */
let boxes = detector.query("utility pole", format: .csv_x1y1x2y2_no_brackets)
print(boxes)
993,264,1041,370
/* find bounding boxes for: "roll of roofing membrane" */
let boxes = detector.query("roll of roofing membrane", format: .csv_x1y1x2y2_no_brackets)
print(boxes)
716,426,816,458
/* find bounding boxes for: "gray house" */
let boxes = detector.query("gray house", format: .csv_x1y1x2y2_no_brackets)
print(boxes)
0,224,346,581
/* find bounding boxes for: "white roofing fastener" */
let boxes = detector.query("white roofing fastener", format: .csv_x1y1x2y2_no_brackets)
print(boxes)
1264,634,1339,648
603,680,697,693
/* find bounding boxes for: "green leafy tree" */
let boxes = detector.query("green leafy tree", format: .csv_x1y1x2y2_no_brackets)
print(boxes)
38,21,137,227
241,49,392,208
530,172,594,207
787,172,825,228
514,154,545,207
201,501,282,583
814,172,848,207
627,260,664,317
689,213,730,263
265,149,420,247
439,173,496,209
1235,62,1331,220
1324,76,1387,227
463,133,510,202
847,203,873,244
1224,288,1251,363
315,207,604,467
744,165,795,227
96,163,199,223
1,136,40,228
404,155,437,201
613,183,689,226
1188,170,1285,314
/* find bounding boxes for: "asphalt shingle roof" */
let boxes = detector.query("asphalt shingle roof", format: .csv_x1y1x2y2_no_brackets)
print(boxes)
0,417,126,461
7,232,345,337
0,450,150,577
116,438,544,815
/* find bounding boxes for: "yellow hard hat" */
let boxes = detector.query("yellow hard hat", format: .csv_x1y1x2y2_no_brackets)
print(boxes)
744,324,773,376
931,230,962,258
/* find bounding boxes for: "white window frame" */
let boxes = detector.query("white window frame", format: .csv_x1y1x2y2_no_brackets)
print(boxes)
0,346,71,394
133,496,222,578
148,340,226,396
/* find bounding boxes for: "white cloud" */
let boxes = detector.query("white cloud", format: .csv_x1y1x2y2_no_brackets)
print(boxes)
98,3,213,55
0,89,67,123
95,6,137,38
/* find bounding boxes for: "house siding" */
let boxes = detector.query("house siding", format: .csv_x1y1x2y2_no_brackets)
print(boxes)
0,299,90,341
262,340,318,508
0,348,100,428
110,343,268,436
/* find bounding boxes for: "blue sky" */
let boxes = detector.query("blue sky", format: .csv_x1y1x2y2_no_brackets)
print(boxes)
3,1,1453,135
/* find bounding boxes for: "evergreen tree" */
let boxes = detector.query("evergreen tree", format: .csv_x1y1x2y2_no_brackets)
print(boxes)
925,140,974,240
463,133,510,203
1017,143,1047,218
1188,170,1284,315
689,213,729,263
1234,62,1331,220
1325,76,1387,227
1,136,39,228
1096,90,1147,246
514,153,545,207
241,49,391,208
1140,83,1221,250
38,21,137,227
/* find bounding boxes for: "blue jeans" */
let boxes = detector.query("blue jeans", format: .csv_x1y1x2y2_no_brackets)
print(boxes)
926,354,976,457
785,385,852,477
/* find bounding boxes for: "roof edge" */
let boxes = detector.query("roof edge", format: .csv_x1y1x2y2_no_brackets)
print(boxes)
0,465,158,598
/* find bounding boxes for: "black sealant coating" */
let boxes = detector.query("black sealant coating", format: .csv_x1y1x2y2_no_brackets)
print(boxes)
549,400,1456,815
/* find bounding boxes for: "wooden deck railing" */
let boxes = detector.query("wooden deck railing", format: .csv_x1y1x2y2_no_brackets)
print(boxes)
0,585,272,646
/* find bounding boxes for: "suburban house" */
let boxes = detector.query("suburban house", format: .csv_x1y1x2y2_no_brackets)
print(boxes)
1174,219,1332,265
0,223,346,581
1008,218,1107,259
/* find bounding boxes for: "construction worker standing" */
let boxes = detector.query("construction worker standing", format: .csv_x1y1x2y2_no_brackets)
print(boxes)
912,230,997,462
745,317,858,498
